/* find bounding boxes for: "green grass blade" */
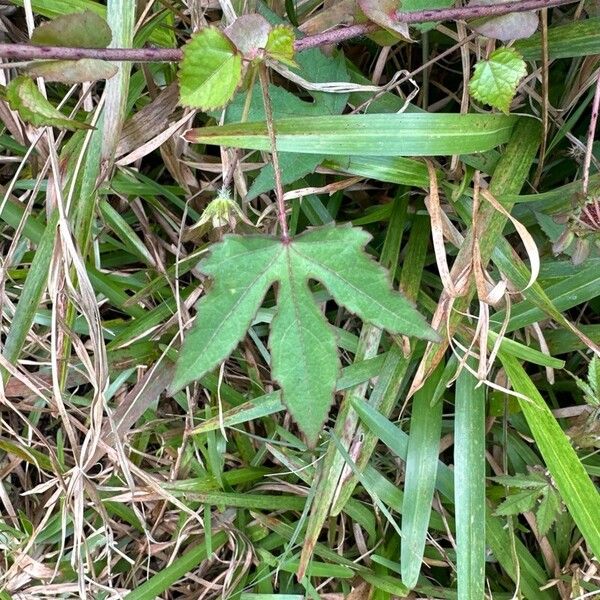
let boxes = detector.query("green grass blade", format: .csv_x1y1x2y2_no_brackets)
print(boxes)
352,398,553,600
123,531,228,599
454,365,486,600
101,0,135,166
1,210,58,381
401,364,444,589
324,155,429,187
99,200,156,266
0,184,45,243
493,260,600,333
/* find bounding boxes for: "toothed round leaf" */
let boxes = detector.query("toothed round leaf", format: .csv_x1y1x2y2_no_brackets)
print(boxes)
265,25,298,68
469,47,527,113
179,27,243,110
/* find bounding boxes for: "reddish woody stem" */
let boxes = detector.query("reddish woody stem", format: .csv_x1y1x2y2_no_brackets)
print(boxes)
582,69,600,198
0,0,579,62
395,0,577,25
0,44,183,62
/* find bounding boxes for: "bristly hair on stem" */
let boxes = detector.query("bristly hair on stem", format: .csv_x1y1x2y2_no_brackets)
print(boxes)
0,0,580,63
258,62,289,243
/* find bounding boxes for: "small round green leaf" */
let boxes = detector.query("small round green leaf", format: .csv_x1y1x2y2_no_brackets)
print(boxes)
178,27,243,110
265,25,298,68
469,47,527,114
30,10,112,48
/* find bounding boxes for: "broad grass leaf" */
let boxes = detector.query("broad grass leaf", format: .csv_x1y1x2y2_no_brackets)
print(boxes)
179,27,243,110
171,225,437,445
514,17,600,60
185,113,518,156
30,9,112,48
6,76,92,130
469,47,527,113
401,364,444,588
454,365,486,600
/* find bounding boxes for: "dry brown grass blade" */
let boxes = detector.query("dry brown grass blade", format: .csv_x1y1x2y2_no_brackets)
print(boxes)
96,360,175,463
116,82,181,157
424,160,471,299
116,112,193,166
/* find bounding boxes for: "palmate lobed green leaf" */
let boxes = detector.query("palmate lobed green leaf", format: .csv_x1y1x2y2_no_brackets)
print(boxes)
493,488,541,516
536,488,561,537
170,224,438,446
269,262,339,445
